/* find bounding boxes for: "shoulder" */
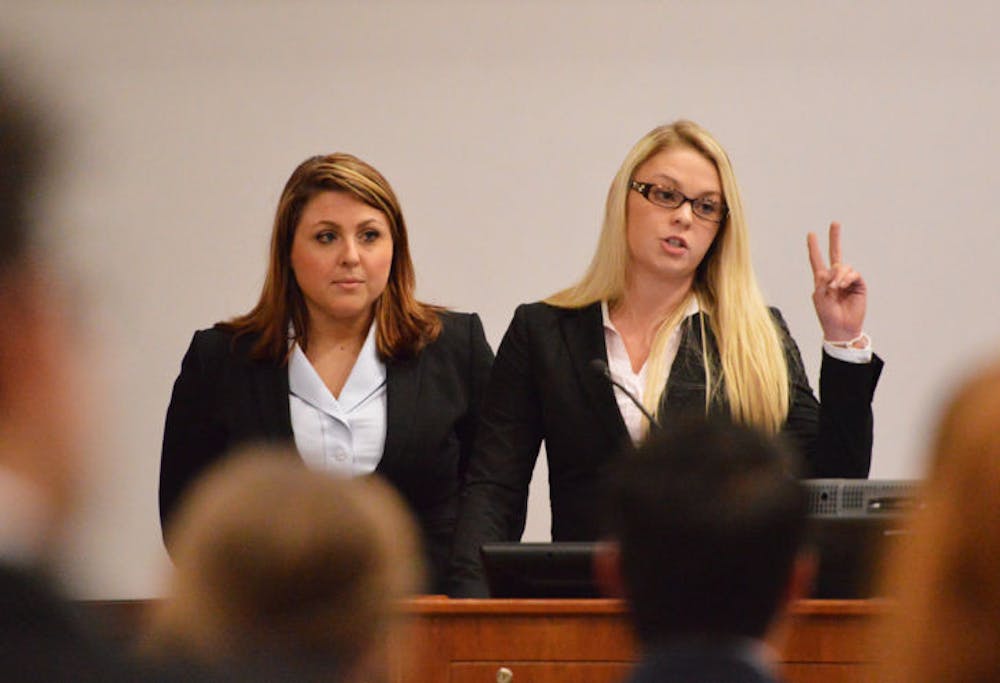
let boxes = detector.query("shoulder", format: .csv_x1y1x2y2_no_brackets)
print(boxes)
512,300,601,326
418,310,488,357
188,326,235,357
186,325,262,365
435,309,481,334
765,306,796,338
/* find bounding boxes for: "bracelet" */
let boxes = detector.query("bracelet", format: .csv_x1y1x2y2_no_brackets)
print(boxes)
824,332,869,349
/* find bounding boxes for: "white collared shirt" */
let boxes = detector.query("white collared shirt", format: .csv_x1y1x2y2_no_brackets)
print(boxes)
602,298,700,444
288,323,387,477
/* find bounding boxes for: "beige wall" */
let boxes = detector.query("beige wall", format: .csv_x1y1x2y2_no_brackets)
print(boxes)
3,0,998,598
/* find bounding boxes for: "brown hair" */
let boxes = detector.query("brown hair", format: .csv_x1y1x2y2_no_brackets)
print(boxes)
220,153,441,362
144,446,424,678
878,358,1000,682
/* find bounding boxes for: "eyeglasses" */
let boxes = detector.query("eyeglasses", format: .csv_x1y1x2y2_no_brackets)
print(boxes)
630,180,728,223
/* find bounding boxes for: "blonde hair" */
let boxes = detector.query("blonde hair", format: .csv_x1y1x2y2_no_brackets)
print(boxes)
547,120,789,433
878,359,1000,683
145,446,424,679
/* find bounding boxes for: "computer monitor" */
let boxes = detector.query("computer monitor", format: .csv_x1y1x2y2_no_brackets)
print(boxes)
479,480,920,599
480,542,600,598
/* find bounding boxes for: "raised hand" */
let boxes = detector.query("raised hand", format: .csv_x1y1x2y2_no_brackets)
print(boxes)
807,222,867,343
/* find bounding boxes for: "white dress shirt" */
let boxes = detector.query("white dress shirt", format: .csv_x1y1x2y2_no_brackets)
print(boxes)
602,299,699,443
602,300,873,444
288,322,387,477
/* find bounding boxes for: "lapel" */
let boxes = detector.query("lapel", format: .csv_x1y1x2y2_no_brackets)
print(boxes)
379,354,421,476
236,334,294,440
252,359,294,439
559,302,629,444
659,312,727,431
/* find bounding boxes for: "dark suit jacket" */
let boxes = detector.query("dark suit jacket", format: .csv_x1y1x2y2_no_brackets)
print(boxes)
449,302,882,596
159,311,493,593
625,641,781,683
0,562,125,681
0,562,233,682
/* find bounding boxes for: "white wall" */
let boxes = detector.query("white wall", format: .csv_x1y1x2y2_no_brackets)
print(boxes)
3,0,998,598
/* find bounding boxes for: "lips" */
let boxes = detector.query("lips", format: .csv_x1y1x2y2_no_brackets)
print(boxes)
331,279,364,291
662,235,688,251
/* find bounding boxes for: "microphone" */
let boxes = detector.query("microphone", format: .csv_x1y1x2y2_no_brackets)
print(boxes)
589,359,659,430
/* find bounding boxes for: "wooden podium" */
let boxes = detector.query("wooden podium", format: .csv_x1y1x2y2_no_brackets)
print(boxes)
397,598,883,683
80,597,883,682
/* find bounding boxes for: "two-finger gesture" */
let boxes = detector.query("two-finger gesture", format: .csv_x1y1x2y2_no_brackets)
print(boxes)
807,222,866,342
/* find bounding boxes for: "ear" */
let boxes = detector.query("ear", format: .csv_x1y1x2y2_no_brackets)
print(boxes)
593,540,626,599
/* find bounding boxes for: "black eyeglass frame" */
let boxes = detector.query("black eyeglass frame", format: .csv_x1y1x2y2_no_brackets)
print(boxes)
629,180,729,224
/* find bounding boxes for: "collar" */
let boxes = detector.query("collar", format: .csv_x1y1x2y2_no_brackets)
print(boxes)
288,322,386,415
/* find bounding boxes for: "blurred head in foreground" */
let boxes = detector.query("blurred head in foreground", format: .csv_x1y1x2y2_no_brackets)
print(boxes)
880,359,1000,683
0,61,85,559
600,419,811,646
146,446,424,682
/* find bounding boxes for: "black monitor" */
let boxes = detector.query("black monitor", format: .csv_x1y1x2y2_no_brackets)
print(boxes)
479,480,919,599
480,542,600,598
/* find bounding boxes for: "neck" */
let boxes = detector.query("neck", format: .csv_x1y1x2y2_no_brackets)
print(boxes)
304,309,374,354
615,271,694,329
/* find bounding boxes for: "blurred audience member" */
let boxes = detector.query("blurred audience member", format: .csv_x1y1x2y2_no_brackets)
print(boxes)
144,446,424,683
0,59,126,682
1,59,248,683
599,420,813,683
879,359,1000,683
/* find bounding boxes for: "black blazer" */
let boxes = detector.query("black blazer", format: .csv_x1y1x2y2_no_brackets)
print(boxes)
0,562,227,682
159,311,494,593
0,563,122,681
449,301,882,596
624,642,781,683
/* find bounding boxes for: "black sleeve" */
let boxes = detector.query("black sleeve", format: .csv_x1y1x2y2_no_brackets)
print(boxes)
158,330,228,551
448,305,544,597
777,310,883,478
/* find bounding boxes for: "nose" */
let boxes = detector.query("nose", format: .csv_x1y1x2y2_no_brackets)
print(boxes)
339,238,360,265
671,199,694,226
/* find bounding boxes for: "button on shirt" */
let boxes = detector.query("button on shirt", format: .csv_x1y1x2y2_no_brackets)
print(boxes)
288,324,387,477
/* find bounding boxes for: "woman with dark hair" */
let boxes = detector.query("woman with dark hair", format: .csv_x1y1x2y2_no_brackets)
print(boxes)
159,153,493,592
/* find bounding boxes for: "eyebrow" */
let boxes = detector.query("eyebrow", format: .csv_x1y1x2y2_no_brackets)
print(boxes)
311,217,385,230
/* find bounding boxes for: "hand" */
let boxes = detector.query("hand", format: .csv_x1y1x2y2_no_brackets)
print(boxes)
807,222,867,342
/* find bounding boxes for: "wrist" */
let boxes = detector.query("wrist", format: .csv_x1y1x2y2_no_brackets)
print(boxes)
824,331,870,350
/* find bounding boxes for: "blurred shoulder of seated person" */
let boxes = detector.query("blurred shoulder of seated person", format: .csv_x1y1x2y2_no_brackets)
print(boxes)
143,445,425,683
598,419,814,683
878,358,1000,683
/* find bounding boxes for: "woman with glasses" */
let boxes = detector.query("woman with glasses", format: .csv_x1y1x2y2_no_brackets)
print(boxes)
159,153,494,594
449,120,882,597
